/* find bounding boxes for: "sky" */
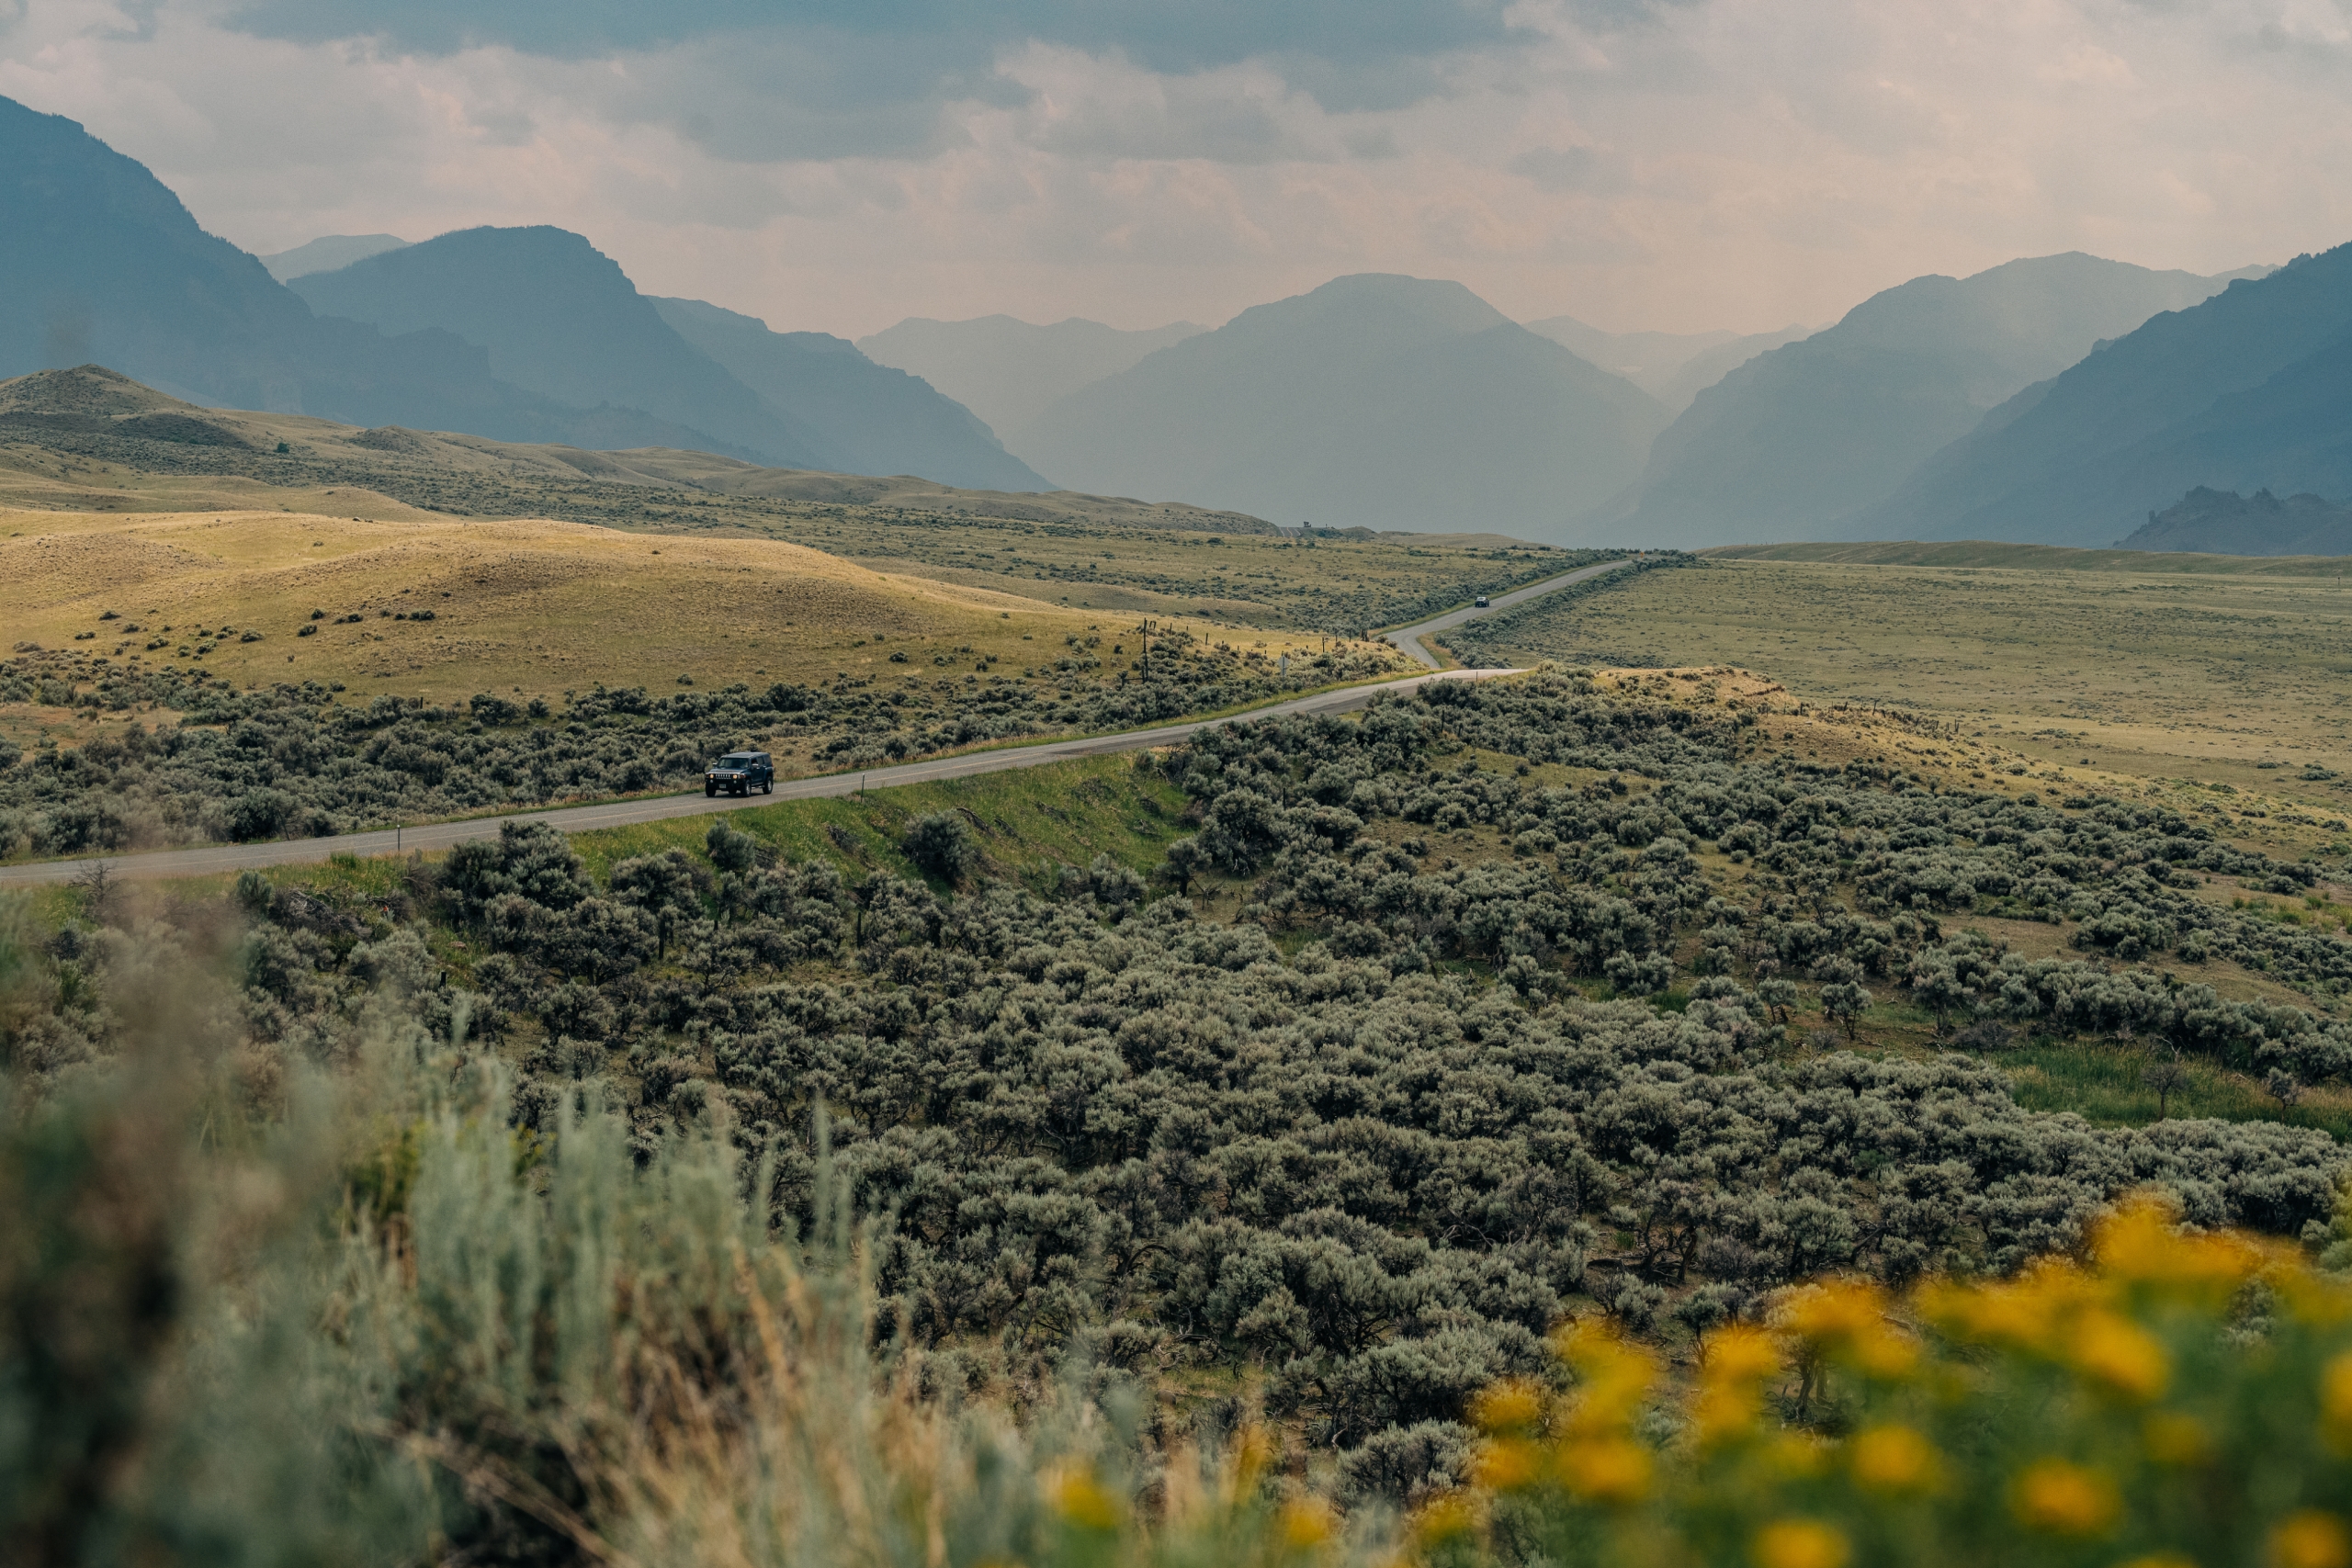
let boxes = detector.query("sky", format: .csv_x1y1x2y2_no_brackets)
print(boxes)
3,0,2351,340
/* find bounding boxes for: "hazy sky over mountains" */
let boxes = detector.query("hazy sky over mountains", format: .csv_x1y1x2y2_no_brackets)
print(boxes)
3,0,2347,339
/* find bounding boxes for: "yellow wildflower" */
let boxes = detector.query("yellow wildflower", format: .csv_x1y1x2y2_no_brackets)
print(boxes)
1472,1438,1542,1493
2070,1309,2170,1402
1279,1498,1337,1551
1694,1325,1781,1445
1557,1435,1654,1506
1849,1425,1939,1495
1046,1462,1123,1531
2010,1459,2120,1537
1705,1323,1785,1382
1750,1517,1852,1568
1920,1263,2101,1354
1231,1425,1274,1499
2276,1268,2352,1327
2142,1410,2213,1468
2272,1510,2352,1568
1555,1324,1657,1432
1764,1432,1832,1480
1470,1379,1545,1435
1778,1280,1917,1377
1411,1494,1476,1546
2094,1191,2266,1298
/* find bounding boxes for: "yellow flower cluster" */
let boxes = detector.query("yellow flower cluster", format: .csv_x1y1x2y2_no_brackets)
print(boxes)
1418,1192,2352,1568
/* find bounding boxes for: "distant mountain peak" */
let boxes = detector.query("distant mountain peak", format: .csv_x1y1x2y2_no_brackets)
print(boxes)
858,314,1207,442
256,234,410,283
1012,272,1668,540
1622,251,2260,545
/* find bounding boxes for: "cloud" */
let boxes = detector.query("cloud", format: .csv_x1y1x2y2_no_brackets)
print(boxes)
222,0,1523,73
4,0,2352,351
1510,143,1632,193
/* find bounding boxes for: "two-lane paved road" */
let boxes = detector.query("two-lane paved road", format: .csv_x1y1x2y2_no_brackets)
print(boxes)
1382,557,1634,669
0,668,1525,886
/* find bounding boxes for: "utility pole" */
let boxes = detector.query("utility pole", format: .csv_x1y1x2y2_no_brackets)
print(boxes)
1139,619,1151,681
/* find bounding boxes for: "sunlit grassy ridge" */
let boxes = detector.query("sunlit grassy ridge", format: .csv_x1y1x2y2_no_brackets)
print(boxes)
0,384,1587,636
0,502,1278,706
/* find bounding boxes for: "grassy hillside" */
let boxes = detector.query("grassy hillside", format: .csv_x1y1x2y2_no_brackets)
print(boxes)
1442,555,2352,862
0,368,1580,633
1707,538,2352,574
0,502,1233,705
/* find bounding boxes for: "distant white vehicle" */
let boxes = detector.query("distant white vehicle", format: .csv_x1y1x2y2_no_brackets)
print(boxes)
1474,595,1490,608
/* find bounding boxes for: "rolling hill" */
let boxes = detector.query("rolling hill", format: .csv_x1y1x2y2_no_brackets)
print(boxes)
0,499,1121,706
1619,253,2259,546
1869,244,2352,547
1011,274,1670,539
856,315,1205,440
0,366,1264,534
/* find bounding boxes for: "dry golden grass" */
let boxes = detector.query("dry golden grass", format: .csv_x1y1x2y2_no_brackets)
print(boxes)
1476,560,2352,867
0,504,1339,708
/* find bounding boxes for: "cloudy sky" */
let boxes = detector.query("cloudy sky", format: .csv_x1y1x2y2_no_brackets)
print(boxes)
3,0,2350,339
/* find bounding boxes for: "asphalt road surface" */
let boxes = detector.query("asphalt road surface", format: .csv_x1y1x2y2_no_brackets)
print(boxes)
1382,557,1634,669
0,667,1523,887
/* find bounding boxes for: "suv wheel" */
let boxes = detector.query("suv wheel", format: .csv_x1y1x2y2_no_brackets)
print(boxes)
705,784,716,797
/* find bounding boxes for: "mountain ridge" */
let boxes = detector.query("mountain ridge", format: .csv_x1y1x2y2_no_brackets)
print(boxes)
1620,252,2259,546
2120,485,2352,557
1866,245,2352,545
652,298,1049,491
1520,315,1814,412
856,314,1205,440
1012,274,1669,540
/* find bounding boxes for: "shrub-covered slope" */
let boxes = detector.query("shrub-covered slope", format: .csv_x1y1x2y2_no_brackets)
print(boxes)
16,669,2351,1535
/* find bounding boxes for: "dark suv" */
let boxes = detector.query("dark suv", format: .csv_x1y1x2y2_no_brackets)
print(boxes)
705,750,774,797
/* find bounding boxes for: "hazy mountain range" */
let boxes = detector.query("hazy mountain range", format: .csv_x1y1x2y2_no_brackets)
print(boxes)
0,95,695,450
1863,243,2352,547
15,89,2352,555
858,316,1206,439
288,228,1046,490
2121,487,2352,557
0,95,1042,490
259,233,410,282
1008,274,1673,535
1520,316,1815,413
1617,253,2267,546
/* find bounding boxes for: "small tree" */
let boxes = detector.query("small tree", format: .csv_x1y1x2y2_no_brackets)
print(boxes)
1821,980,1872,1041
2143,1045,2192,1120
72,859,117,928
1158,835,1206,895
1756,977,1801,1027
706,820,759,876
901,812,976,883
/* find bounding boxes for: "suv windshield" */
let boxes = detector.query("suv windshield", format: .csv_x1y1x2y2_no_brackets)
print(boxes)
719,755,757,767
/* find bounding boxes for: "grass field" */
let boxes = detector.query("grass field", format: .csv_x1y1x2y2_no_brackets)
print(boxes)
0,370,1587,637
0,503,1377,722
1453,552,2352,861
